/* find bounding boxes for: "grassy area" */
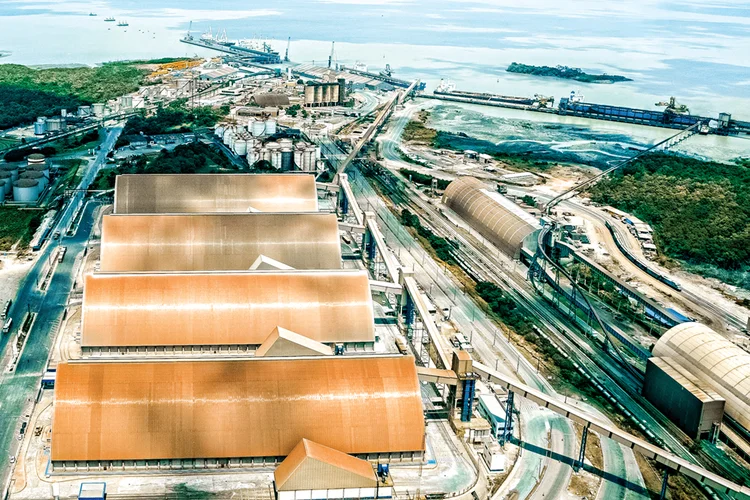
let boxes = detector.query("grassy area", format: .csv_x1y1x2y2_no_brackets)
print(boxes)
589,153,750,287
402,111,437,144
92,142,235,190
399,168,450,189
0,62,148,129
50,159,86,197
0,208,42,251
0,136,19,151
121,99,230,137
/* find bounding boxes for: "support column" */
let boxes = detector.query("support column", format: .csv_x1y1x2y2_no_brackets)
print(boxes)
574,426,588,472
500,390,514,446
659,470,669,500
340,190,349,216
460,378,476,422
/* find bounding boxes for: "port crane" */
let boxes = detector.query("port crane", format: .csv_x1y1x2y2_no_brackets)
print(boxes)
284,37,290,62
656,96,689,115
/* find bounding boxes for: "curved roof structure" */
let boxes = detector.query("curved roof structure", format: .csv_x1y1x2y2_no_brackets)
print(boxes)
113,173,318,214
51,356,425,461
442,177,541,259
653,323,750,429
82,271,374,347
99,213,342,272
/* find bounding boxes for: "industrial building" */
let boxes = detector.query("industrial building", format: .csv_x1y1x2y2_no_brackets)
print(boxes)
652,322,750,431
643,356,725,439
99,213,342,272
274,439,393,500
113,173,318,214
304,79,346,107
50,356,425,471
81,271,375,354
443,176,542,259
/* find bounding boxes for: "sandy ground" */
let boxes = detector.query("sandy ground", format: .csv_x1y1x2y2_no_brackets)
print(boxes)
0,255,34,311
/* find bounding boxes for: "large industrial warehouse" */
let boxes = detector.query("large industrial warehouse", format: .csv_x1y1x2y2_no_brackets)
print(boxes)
113,173,319,214
651,322,750,431
99,213,342,272
81,270,375,353
50,356,425,471
442,176,541,259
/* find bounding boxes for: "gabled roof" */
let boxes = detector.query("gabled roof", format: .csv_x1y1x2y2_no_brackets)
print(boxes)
81,271,374,347
249,255,294,271
51,356,425,461
255,327,333,357
275,439,377,491
99,213,342,272
113,173,318,214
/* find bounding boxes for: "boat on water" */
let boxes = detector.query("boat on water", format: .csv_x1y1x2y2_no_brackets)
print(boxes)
89,12,97,16
104,17,115,22
117,21,129,27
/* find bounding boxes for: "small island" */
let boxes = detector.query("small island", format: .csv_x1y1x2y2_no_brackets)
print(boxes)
507,62,632,84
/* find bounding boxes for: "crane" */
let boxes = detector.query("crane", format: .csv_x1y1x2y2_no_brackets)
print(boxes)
328,41,335,69
655,96,689,115
284,36,290,62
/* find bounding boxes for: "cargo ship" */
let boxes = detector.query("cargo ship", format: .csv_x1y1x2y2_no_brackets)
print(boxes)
181,31,281,65
340,65,426,91
431,82,554,109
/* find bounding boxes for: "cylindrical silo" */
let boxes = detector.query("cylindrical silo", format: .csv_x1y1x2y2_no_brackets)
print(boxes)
293,149,304,170
304,86,315,106
0,172,12,197
265,119,277,136
247,149,259,167
13,179,40,203
77,106,91,117
215,126,225,138
46,118,62,132
27,153,45,165
223,127,234,145
281,147,293,171
34,118,47,135
92,103,105,117
304,145,317,171
120,95,133,109
252,121,266,137
234,139,248,156
27,164,50,182
0,164,20,181
228,133,236,150
20,170,47,191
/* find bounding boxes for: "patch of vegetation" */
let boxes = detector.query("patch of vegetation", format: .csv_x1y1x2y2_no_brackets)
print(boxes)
521,195,536,207
402,118,437,144
4,145,57,162
123,99,229,136
507,62,632,84
285,104,302,117
401,208,456,264
0,208,43,251
399,168,450,189
93,142,235,190
589,153,750,273
0,62,147,129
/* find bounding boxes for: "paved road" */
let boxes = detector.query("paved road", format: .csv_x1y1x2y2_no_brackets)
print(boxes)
0,126,121,496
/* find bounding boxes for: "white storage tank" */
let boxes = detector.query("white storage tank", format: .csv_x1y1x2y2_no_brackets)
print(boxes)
247,149,259,166
13,179,40,203
234,139,248,156
0,172,12,197
279,138,293,149
223,127,234,145
304,145,317,171
46,118,64,132
265,119,277,135
92,103,106,117
27,164,50,181
281,147,293,171
34,118,47,135
293,149,304,170
251,121,266,137
27,153,46,166
228,134,236,150
20,171,47,191
215,126,225,138
0,164,20,181
77,106,91,117
120,95,133,109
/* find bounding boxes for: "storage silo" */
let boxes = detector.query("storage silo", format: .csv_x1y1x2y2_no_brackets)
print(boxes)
0,164,20,181
46,118,63,132
215,126,225,138
304,145,317,171
20,170,47,191
13,179,40,203
260,147,271,163
281,147,293,171
0,172,12,197
304,86,315,106
120,96,133,109
223,127,234,145
228,134,236,150
34,118,47,135
266,142,282,169
265,119,277,136
92,103,106,117
252,121,266,137
77,106,91,117
27,164,50,182
27,153,46,166
234,139,248,156
294,146,304,171
247,149,259,167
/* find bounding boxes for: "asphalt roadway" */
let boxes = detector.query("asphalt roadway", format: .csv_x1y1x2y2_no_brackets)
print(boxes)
0,126,121,495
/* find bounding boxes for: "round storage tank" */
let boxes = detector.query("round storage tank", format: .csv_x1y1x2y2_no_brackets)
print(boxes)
27,153,46,165
46,118,62,132
27,164,50,180
294,150,304,170
304,146,317,171
120,95,133,109
247,149,259,166
1,164,20,181
34,118,47,135
20,170,47,190
265,120,277,136
252,121,266,137
260,148,270,163
223,128,234,145
215,126,225,138
13,179,40,203
271,151,282,170
92,103,106,117
0,172,12,197
234,139,248,156
279,138,293,149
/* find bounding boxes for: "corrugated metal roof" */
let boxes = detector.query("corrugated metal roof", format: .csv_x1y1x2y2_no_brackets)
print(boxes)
99,213,342,272
255,327,334,357
275,439,377,491
82,271,374,347
653,322,750,429
443,177,541,259
114,174,318,214
51,356,425,461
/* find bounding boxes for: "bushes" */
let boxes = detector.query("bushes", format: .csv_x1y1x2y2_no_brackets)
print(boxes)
401,208,455,264
399,168,450,189
123,100,228,136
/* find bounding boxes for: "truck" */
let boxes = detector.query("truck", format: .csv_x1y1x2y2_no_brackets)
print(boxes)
1,299,11,320
57,246,67,263
456,333,473,353
2,318,12,334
